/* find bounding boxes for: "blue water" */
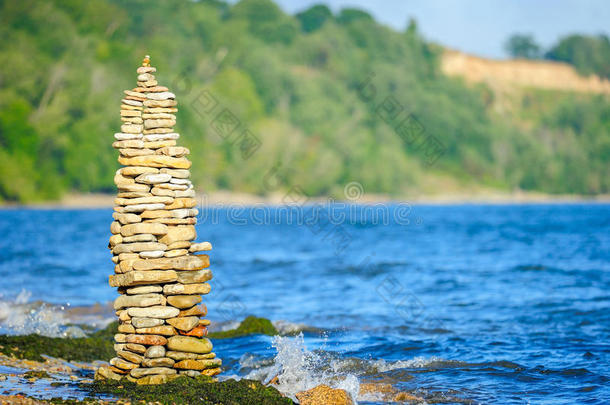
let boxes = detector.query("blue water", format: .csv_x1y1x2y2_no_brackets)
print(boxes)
0,204,609,404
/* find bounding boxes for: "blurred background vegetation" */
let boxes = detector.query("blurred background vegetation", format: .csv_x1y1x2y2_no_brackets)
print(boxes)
0,0,609,202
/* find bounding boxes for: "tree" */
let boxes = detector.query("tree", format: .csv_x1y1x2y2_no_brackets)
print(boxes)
505,34,541,59
545,34,610,79
296,4,332,33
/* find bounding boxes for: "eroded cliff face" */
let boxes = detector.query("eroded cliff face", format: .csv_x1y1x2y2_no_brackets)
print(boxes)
441,50,610,94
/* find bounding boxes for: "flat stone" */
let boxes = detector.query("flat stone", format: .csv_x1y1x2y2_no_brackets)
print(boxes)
113,293,165,310
174,359,221,370
130,367,177,378
116,196,173,206
125,343,147,354
166,316,199,332
160,168,190,178
121,124,143,134
136,66,156,74
164,249,188,258
140,210,172,219
156,182,188,190
157,146,189,157
109,234,122,247
174,189,196,198
170,178,191,185
189,242,212,252
167,336,212,354
201,367,222,377
125,334,168,346
197,352,216,359
118,310,131,322
164,198,197,210
117,183,151,193
134,325,176,336
166,351,197,361
142,113,176,120
147,217,196,225
117,350,143,364
135,173,172,184
113,212,142,225
164,283,211,295
118,324,135,333
132,255,205,271
114,343,126,352
139,250,165,259
144,127,174,134
123,203,166,213
110,221,122,234
113,140,144,149
143,133,179,142
120,148,155,157
143,99,177,108
146,91,175,100
131,317,165,328
176,269,212,284
112,242,167,254
167,241,191,250
151,187,175,197
123,233,156,243
135,374,172,385
142,357,175,368
168,208,198,219
115,133,142,140
179,304,207,317
122,99,143,107
119,257,138,272
114,333,127,343
167,295,202,309
143,140,177,149
121,166,159,176
158,225,196,245
95,366,123,381
127,306,180,319
121,222,168,237
179,370,201,377
145,345,166,358
126,285,163,295
110,357,138,370
109,270,178,287
144,119,176,129
118,155,191,169
180,325,207,337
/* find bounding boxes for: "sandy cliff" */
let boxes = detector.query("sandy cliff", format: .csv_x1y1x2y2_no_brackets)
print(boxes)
441,50,610,94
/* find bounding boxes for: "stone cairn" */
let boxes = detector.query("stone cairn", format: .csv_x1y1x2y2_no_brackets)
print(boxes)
96,56,221,385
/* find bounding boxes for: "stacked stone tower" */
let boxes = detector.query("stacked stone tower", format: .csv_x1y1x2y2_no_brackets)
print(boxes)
97,56,221,384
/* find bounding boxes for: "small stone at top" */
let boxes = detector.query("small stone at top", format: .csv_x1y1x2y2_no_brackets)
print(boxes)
143,55,150,67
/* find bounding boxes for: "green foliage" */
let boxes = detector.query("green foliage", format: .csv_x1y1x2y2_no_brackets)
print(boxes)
505,34,541,59
545,34,610,79
296,4,333,33
0,0,609,201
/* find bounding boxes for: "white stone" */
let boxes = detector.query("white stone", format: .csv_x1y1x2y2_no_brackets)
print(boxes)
135,173,172,184
143,133,180,142
115,133,143,140
139,250,165,259
146,92,175,100
123,203,166,213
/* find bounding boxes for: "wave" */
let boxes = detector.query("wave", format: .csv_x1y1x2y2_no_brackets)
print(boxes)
0,290,113,337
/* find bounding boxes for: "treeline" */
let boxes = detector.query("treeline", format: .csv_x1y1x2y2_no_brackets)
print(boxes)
0,0,609,202
505,33,610,79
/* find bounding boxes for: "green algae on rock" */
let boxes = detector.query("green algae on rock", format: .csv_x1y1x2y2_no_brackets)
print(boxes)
208,316,278,339
86,375,294,405
0,322,116,362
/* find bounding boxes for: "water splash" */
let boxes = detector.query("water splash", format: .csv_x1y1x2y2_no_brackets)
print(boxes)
0,290,85,337
241,333,360,402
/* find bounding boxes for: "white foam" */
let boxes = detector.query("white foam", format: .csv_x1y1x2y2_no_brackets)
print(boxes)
0,290,85,337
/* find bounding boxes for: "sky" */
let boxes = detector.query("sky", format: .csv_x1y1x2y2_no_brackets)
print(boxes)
271,0,610,59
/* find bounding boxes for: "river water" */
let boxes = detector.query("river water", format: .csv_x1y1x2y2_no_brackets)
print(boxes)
0,203,608,404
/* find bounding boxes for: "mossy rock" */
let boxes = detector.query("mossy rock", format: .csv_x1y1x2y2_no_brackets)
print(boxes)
0,322,116,362
208,316,278,339
87,376,294,405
